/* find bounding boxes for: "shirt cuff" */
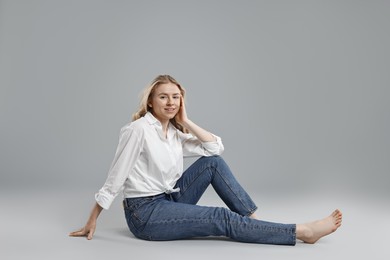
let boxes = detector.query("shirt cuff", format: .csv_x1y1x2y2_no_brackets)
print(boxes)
201,134,224,155
95,189,115,210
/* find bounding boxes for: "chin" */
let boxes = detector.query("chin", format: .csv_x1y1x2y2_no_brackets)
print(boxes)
165,112,178,118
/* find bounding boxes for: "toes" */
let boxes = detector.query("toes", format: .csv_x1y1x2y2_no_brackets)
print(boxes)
330,209,343,227
332,209,342,218
335,216,342,227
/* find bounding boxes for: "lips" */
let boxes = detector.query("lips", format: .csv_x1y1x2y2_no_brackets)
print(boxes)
164,108,176,112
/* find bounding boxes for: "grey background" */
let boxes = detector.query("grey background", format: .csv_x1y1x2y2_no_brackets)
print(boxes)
0,1,389,259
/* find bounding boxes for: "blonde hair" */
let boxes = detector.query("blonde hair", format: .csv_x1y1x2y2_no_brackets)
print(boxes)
132,75,188,133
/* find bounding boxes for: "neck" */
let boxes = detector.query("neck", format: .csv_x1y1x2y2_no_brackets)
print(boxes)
150,112,171,137
152,113,170,137
161,120,169,133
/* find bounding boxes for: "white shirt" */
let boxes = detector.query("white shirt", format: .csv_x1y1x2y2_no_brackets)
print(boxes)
95,112,224,210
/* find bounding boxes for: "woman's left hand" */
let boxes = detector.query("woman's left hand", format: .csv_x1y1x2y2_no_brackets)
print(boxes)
175,96,189,126
175,95,215,142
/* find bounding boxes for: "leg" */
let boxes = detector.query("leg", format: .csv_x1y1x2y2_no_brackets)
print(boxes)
123,196,342,245
172,156,257,217
134,197,296,245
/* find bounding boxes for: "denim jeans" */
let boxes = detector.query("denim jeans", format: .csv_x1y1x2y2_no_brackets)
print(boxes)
123,156,296,245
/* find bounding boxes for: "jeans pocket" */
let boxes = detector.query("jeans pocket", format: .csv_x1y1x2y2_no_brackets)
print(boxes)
124,200,152,234
124,211,144,236
125,197,154,211
124,196,164,239
131,211,146,227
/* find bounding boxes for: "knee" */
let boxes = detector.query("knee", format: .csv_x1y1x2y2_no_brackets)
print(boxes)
198,155,226,168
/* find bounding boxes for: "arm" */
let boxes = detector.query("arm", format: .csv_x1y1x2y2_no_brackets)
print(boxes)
176,96,216,142
70,125,143,240
96,126,143,209
69,202,103,240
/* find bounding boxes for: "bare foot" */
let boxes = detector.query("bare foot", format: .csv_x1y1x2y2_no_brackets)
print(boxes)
296,209,342,244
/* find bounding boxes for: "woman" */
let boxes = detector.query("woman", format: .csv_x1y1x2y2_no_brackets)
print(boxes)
70,75,342,245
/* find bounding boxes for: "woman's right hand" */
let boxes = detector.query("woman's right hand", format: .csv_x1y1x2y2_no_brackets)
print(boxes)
69,202,103,240
69,220,96,240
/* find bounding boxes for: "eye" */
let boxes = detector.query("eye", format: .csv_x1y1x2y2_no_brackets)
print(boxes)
173,96,180,99
159,96,167,99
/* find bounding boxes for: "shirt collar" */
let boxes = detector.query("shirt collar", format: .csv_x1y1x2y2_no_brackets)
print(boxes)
145,112,160,125
144,112,176,139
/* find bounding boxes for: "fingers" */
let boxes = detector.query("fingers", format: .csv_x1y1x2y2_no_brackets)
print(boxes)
179,96,188,117
87,227,95,240
69,228,89,238
69,227,95,240
69,228,85,237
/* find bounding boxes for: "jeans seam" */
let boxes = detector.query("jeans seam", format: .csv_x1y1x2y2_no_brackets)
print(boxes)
175,166,210,202
178,161,255,215
212,165,254,215
148,217,227,225
148,218,292,235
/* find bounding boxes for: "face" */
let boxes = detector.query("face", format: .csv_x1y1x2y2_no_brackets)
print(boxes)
149,82,181,124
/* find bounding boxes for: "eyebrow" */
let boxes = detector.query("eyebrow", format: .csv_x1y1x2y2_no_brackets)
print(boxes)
157,92,181,96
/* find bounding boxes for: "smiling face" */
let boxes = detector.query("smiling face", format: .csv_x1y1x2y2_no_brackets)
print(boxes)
148,82,181,125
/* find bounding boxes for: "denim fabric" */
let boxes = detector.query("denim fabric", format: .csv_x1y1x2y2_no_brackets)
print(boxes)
123,156,296,245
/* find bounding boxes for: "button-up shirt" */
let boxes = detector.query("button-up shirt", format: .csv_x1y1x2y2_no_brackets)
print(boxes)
95,112,224,209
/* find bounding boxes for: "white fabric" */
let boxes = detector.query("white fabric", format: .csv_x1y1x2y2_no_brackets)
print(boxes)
95,112,224,210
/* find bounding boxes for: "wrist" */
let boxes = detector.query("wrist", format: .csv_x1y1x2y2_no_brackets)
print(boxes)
180,119,192,129
87,218,97,225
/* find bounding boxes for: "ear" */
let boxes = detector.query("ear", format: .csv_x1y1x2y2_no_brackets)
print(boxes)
148,103,152,108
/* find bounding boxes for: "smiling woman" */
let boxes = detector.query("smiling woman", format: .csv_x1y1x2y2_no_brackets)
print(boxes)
148,83,182,136
133,75,188,134
70,74,342,245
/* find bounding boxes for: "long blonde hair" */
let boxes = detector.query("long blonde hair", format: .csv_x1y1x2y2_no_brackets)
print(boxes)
132,75,188,133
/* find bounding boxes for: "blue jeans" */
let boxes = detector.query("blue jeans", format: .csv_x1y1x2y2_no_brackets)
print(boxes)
123,156,296,245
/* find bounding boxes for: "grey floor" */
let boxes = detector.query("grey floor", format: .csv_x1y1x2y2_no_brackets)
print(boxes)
1,187,388,260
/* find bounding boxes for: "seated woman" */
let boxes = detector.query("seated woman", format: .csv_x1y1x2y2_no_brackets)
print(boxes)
70,75,342,245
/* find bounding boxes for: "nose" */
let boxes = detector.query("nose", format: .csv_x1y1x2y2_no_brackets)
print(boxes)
167,97,173,105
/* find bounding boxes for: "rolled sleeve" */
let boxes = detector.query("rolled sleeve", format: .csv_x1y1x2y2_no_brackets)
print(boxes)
200,134,224,155
181,132,224,157
95,189,115,210
95,126,143,210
